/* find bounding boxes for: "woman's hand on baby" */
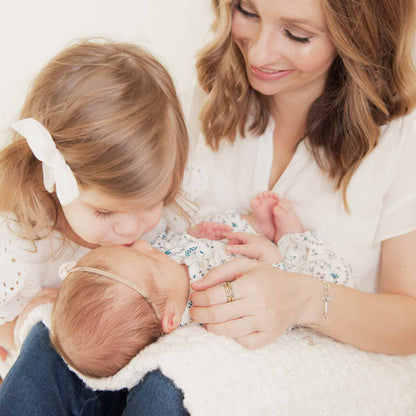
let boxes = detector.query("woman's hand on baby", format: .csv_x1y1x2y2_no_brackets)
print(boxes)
187,221,233,240
14,288,58,349
190,257,307,349
225,232,283,263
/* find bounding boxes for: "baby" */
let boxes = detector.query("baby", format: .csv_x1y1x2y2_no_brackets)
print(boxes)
51,193,354,378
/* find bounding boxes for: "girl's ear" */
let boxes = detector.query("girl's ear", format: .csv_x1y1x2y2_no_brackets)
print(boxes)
161,312,181,334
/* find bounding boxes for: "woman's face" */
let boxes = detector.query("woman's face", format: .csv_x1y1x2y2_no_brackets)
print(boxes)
231,0,337,101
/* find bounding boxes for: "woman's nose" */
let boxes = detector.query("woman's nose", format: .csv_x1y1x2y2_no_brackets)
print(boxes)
248,26,282,67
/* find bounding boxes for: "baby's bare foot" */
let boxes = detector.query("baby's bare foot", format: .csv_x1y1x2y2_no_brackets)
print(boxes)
248,191,279,240
273,199,303,243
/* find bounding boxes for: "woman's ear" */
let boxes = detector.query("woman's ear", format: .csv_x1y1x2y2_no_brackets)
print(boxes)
161,312,181,334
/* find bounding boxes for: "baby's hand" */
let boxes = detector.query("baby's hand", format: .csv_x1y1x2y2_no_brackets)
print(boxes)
225,232,284,263
14,288,58,349
187,221,233,240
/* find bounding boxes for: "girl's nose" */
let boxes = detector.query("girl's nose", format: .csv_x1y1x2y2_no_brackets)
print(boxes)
132,240,156,252
114,214,144,237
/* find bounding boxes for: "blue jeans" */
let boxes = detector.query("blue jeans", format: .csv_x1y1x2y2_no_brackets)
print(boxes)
0,322,189,416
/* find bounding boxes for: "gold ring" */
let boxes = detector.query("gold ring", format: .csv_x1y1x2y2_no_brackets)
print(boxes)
223,281,235,302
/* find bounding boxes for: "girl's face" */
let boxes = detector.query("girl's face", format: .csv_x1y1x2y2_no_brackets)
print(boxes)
231,0,337,101
61,187,165,248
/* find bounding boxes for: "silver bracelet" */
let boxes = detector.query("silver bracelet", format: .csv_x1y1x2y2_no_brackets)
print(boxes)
303,279,333,328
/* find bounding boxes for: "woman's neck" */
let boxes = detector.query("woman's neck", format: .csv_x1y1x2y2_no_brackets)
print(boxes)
266,90,319,190
269,81,325,148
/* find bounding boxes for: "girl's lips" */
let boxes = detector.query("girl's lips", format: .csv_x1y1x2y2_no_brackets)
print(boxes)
123,242,134,247
250,65,294,81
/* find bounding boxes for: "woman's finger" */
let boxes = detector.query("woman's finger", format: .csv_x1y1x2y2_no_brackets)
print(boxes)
190,279,240,306
205,315,259,339
191,257,259,291
190,298,249,323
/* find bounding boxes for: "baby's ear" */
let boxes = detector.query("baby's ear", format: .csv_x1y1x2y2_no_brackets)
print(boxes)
161,312,181,334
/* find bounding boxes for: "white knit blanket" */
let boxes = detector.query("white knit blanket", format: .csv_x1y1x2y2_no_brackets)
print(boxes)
16,304,416,416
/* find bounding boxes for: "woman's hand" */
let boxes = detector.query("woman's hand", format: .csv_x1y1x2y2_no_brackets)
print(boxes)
14,288,58,349
190,257,313,349
225,231,283,263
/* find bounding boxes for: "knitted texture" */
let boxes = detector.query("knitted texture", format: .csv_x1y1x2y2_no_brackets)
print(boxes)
18,304,416,416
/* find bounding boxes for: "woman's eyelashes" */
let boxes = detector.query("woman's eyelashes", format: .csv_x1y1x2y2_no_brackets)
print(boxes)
234,2,312,44
234,2,258,19
284,29,311,44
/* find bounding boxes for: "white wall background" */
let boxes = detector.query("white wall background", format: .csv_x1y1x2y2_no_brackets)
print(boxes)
0,0,213,141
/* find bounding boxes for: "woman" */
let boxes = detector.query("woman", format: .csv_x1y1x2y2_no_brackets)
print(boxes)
187,0,416,354
0,0,415,414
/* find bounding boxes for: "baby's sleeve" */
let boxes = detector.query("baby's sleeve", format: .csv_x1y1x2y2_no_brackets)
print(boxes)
278,231,355,288
0,224,42,325
375,116,416,243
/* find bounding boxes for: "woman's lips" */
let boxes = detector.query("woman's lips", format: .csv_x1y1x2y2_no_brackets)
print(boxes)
250,65,294,81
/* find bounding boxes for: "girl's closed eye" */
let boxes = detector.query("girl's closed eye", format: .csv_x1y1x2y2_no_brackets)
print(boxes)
95,210,113,219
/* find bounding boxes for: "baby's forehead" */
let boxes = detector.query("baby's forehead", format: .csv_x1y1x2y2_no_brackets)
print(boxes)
81,245,155,291
82,245,145,270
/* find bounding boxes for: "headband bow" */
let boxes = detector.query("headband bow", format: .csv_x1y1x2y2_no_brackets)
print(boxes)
12,118,79,206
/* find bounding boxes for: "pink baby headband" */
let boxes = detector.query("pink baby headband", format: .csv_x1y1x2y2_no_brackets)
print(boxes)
59,261,162,320
11,118,79,206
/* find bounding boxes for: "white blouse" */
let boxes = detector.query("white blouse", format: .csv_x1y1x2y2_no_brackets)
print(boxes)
0,218,90,326
181,86,416,293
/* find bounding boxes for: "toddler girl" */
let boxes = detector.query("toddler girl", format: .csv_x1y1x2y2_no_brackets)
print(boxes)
0,39,188,378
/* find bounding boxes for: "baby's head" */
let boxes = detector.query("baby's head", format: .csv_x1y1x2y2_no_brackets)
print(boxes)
51,242,189,378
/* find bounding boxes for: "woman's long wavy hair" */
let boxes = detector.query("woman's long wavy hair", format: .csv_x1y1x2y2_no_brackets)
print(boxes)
0,39,188,242
197,0,416,205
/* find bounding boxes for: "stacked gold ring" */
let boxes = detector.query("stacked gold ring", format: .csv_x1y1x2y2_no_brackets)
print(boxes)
223,281,235,302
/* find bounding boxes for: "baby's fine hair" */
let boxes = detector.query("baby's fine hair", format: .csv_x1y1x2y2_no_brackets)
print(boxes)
0,39,188,241
51,250,167,378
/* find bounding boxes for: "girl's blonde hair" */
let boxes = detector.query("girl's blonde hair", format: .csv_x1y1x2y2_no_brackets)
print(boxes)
197,0,416,204
0,39,188,240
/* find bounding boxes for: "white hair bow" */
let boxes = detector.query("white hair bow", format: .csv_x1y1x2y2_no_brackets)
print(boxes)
12,118,79,206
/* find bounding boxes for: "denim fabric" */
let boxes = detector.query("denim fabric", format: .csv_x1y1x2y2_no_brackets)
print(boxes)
0,322,189,416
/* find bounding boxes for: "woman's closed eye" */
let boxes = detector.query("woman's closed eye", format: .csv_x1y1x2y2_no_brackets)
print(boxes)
234,2,311,44
234,2,258,19
284,29,311,44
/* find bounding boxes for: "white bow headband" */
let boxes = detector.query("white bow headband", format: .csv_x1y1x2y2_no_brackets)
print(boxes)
59,261,161,320
12,118,79,206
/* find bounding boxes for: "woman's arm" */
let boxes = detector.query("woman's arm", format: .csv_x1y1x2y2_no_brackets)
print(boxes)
317,228,416,354
190,229,416,354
